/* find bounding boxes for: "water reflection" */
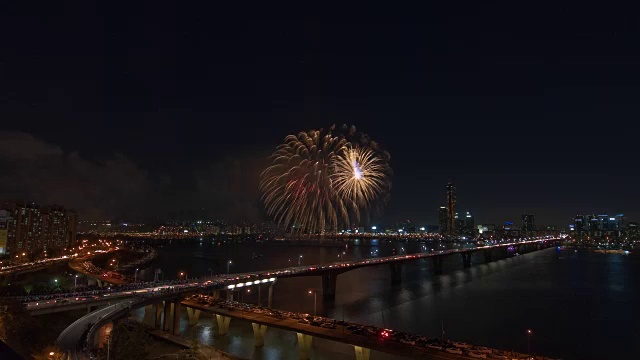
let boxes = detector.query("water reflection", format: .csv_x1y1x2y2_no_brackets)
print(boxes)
126,240,636,360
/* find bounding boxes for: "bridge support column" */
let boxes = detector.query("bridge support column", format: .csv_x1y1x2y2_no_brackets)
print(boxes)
172,301,181,335
186,307,201,326
432,256,444,275
389,263,402,284
251,323,267,347
483,249,493,263
91,326,100,348
258,284,262,306
96,279,103,288
212,290,220,299
461,253,472,268
143,305,155,324
215,315,231,335
322,274,337,301
354,346,371,360
296,333,313,360
154,303,163,329
163,301,173,332
226,290,234,302
268,281,275,308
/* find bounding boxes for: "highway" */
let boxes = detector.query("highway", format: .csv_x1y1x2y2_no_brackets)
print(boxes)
182,299,482,360
0,256,72,276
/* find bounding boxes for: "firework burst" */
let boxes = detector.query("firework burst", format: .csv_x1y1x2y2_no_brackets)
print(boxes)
332,146,390,222
260,125,391,234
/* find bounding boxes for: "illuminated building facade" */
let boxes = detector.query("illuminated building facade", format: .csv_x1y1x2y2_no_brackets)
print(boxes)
0,201,78,255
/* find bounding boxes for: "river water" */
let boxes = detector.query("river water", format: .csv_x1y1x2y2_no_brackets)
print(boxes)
128,239,637,360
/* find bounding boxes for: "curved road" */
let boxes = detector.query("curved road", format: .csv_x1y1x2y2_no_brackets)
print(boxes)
57,299,136,359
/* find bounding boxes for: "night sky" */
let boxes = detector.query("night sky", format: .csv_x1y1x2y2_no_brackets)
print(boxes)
1,3,640,226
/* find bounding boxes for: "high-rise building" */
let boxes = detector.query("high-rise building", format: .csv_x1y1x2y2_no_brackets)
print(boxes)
454,212,465,234
438,206,448,234
627,222,639,238
522,214,535,232
66,210,78,247
588,214,600,231
0,201,78,255
465,211,474,234
0,210,8,254
615,214,625,230
574,215,585,232
446,181,456,235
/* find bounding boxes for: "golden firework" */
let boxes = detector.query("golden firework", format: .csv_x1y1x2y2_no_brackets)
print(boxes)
332,147,389,223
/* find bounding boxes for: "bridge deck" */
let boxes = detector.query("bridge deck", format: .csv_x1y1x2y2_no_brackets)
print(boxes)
182,300,473,360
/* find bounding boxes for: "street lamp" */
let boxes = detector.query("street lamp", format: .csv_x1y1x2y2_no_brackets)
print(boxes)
74,274,78,289
308,290,317,315
298,255,303,265
227,260,232,274
135,268,139,282
527,329,533,356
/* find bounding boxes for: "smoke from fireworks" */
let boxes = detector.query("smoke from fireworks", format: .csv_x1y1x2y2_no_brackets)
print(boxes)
260,125,391,233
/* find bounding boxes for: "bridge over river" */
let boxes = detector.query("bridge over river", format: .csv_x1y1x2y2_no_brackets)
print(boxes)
26,237,560,316
47,238,561,359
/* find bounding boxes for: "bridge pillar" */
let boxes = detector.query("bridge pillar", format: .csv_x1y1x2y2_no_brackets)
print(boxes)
96,279,103,288
91,326,99,348
296,333,313,360
212,290,220,299
432,256,444,275
251,323,268,347
322,274,337,301
354,346,371,360
461,253,472,268
186,307,201,326
258,284,262,306
268,281,276,308
163,301,173,332
154,303,163,329
172,301,181,335
389,263,402,284
215,315,231,335
226,290,234,302
483,249,493,263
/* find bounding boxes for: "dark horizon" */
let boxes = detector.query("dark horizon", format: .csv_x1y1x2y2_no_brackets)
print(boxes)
2,4,640,226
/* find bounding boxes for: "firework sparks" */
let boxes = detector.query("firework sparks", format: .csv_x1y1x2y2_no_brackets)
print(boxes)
260,125,391,234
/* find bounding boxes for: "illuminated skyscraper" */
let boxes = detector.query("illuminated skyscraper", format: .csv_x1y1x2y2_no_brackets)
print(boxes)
446,181,456,235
